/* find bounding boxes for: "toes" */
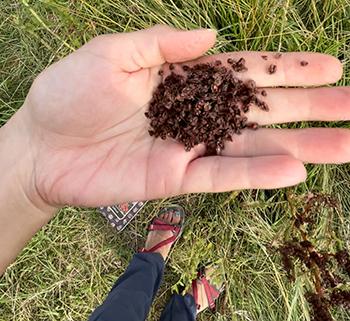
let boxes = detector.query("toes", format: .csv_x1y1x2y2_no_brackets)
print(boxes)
169,211,175,223
173,210,182,224
159,207,183,224
160,212,167,221
175,215,181,224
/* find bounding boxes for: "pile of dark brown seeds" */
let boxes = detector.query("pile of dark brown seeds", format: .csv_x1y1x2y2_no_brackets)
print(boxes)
145,60,269,154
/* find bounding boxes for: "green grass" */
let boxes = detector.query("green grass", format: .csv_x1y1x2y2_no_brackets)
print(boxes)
1,0,350,320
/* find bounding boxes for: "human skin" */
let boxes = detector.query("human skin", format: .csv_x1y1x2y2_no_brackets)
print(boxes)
1,25,350,275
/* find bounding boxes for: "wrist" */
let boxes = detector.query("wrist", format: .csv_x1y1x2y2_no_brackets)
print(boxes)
0,106,58,274
0,106,58,217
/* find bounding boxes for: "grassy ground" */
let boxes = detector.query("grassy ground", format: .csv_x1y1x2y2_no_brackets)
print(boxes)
1,1,350,320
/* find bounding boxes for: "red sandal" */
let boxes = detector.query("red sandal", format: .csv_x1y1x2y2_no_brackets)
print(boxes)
140,206,185,254
191,267,225,311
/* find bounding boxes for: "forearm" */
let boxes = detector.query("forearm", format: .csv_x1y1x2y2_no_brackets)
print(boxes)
0,109,57,275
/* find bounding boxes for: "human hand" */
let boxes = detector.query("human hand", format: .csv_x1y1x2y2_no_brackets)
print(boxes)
12,25,350,208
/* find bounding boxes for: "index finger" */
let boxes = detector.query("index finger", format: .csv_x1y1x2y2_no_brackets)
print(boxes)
186,52,343,87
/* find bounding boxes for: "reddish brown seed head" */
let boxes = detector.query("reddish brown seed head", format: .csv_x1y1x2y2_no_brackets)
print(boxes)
300,61,309,66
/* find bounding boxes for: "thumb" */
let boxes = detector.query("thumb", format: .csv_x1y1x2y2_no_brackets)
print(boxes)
117,25,217,71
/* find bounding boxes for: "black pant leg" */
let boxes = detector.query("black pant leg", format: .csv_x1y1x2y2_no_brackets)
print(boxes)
159,294,197,321
89,253,164,321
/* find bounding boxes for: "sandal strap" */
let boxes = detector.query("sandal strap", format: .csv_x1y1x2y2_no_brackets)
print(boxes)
140,214,183,254
191,274,221,311
148,224,181,232
152,218,172,225
201,276,221,310
141,234,178,253
192,279,200,310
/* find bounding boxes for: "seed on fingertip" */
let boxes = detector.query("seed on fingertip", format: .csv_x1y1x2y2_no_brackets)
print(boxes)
268,64,277,74
300,61,309,66
169,64,175,70
261,90,267,96
246,122,259,130
158,70,164,76
237,57,245,65
261,55,268,60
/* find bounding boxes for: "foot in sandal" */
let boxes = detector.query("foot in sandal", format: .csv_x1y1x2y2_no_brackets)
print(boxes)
140,205,185,260
189,266,225,314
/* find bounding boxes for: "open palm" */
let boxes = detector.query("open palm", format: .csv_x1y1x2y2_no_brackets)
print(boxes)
23,25,350,207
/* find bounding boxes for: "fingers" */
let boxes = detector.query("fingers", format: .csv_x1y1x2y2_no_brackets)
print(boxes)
185,52,342,87
181,155,306,193
222,128,350,164
115,25,217,71
248,87,350,125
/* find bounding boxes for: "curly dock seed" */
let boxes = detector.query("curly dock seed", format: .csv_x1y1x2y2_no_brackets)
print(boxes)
146,60,269,155
268,64,277,74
